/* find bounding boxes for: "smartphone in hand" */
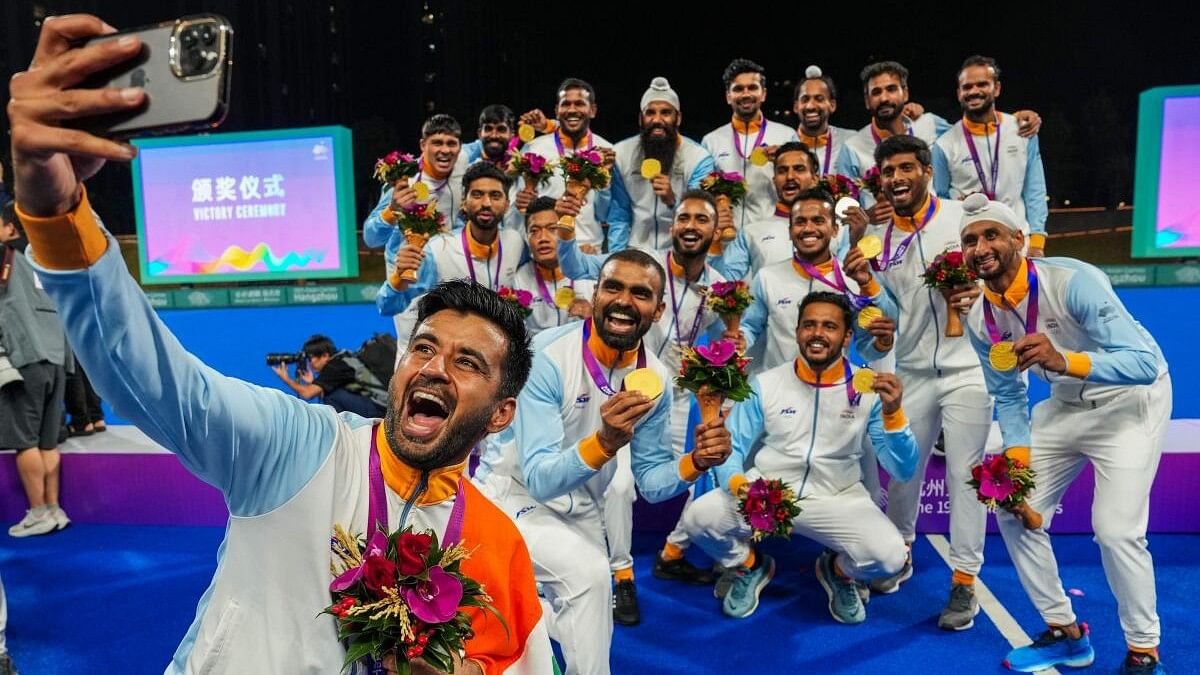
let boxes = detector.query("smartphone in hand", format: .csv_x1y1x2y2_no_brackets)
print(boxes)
65,14,233,139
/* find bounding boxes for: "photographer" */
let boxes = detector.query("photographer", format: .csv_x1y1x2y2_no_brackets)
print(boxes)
0,200,72,537
269,335,386,418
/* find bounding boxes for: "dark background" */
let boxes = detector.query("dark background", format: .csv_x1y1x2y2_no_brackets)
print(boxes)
1,0,1195,235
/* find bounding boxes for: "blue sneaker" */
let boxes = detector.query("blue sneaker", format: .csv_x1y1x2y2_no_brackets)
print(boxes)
1121,651,1168,674
721,554,775,618
815,550,866,624
1004,624,1095,672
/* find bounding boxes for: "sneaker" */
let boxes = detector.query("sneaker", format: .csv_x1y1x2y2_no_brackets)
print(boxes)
868,558,912,594
1003,624,1095,672
652,554,716,585
938,583,980,631
8,507,57,538
1121,651,1168,675
50,505,71,530
0,652,16,675
722,554,775,618
612,579,640,626
815,550,866,624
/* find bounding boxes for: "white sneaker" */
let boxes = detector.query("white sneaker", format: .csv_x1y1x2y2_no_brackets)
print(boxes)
8,507,56,538
50,505,71,530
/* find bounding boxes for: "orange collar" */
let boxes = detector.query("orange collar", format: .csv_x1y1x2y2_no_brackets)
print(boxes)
536,264,565,281
984,257,1030,308
774,201,792,218
421,156,450,181
794,356,847,386
556,128,591,150
587,326,639,369
465,225,498,260
375,425,466,505
799,130,829,147
871,120,895,140
731,113,764,135
791,256,834,278
963,112,999,136
893,194,936,232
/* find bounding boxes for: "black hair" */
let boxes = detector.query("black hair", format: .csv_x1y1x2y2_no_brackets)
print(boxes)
676,188,717,215
421,113,462,139
794,73,838,102
524,196,558,221
773,141,820,174
958,55,1001,83
874,134,932,169
462,161,513,195
478,104,515,129
302,335,336,357
722,58,765,89
414,280,533,400
860,61,909,92
790,187,837,219
556,78,596,105
797,291,853,331
600,249,667,302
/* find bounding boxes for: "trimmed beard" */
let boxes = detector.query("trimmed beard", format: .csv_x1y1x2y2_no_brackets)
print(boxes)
384,397,495,472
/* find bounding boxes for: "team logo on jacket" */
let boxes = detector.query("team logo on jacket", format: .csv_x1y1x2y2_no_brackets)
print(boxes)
575,393,590,407
779,406,797,418
1045,318,1059,331
777,297,793,307
840,408,857,420
1006,145,1020,156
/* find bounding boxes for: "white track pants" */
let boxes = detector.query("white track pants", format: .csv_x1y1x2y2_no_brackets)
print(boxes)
603,447,634,573
998,374,1171,649
885,367,993,575
685,478,908,579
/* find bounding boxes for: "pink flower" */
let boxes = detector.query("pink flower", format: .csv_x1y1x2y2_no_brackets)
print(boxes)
516,289,533,306
330,529,389,593
694,339,736,366
747,509,774,531
720,171,743,182
527,154,546,173
979,456,1016,502
710,281,735,296
577,150,602,165
385,151,401,164
507,137,521,152
401,566,464,624
746,479,769,500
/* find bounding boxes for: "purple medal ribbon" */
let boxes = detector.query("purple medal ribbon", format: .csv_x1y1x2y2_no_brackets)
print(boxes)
962,114,1002,199
821,131,832,173
732,117,768,160
534,268,575,325
553,129,594,157
799,358,860,407
460,227,503,289
368,425,465,544
871,195,939,272
581,318,647,396
982,259,1039,345
666,253,706,348
794,255,872,311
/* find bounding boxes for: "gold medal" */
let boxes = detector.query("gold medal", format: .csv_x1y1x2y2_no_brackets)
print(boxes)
413,181,430,201
857,235,883,259
749,147,769,167
640,158,662,180
851,368,877,395
518,123,536,143
624,368,664,400
989,342,1018,372
554,286,576,309
856,305,883,330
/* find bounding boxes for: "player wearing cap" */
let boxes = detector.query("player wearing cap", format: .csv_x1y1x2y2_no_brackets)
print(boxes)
607,77,715,254
959,193,1171,675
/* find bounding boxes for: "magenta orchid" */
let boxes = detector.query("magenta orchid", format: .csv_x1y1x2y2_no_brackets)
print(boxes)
401,565,464,624
694,339,737,367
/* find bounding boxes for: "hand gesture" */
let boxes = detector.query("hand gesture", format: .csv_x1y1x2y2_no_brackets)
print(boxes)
650,174,675,207
598,391,656,453
871,372,903,415
691,419,732,469
1013,333,1066,373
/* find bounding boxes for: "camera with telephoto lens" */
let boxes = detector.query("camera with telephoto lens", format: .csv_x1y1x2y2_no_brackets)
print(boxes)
0,344,23,389
265,352,308,374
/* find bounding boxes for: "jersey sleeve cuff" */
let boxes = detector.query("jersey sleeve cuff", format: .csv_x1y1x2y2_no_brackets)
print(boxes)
18,186,109,270
861,278,882,297
727,473,748,496
1004,446,1031,466
679,453,704,482
883,408,908,432
1062,352,1091,379
381,207,399,225
1029,233,1047,250
579,433,616,471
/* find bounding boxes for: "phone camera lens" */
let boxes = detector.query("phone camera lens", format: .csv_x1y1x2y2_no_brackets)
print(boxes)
200,25,216,45
181,28,198,48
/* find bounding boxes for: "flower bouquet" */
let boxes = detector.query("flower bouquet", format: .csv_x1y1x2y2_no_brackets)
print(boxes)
326,525,502,673
699,170,747,241
556,150,611,232
968,455,1042,530
817,174,861,202
921,249,977,337
393,201,446,282
506,144,555,193
857,166,883,200
706,280,753,334
737,477,802,542
374,151,421,188
497,286,534,319
676,339,752,424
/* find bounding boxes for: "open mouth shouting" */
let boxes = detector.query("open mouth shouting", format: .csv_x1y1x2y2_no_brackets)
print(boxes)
801,109,824,128
401,386,455,443
432,151,456,173
561,113,586,131
780,180,803,202
677,229,704,249
602,305,641,338
887,181,914,208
